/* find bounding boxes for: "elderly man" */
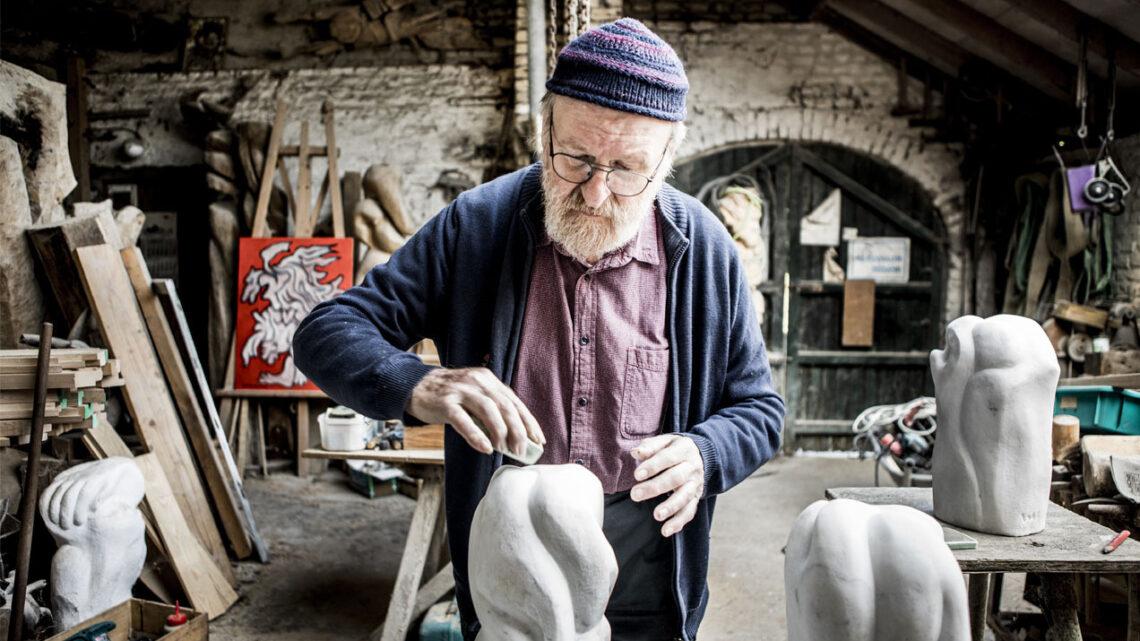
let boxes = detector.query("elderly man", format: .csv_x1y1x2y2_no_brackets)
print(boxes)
293,17,784,641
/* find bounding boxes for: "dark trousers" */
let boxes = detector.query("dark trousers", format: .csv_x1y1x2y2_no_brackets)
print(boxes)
603,490,681,641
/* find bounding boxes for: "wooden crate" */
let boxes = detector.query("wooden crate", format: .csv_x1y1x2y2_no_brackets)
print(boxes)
46,598,206,641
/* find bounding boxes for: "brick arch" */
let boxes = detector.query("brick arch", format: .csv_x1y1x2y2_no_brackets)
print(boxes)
676,106,967,322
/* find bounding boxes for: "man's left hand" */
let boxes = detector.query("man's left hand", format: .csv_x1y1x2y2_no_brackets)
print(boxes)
630,434,705,538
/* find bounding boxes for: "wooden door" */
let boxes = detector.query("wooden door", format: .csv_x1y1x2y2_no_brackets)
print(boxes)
671,143,947,450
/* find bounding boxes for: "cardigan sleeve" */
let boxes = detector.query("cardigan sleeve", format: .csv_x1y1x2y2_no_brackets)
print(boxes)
291,202,460,420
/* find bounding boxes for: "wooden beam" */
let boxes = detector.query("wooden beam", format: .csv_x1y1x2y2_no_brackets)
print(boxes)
824,0,969,76
73,244,236,585
1001,0,1140,79
878,0,1073,100
66,57,91,202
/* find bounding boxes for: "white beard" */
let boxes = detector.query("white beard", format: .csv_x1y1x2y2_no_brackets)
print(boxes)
541,167,654,264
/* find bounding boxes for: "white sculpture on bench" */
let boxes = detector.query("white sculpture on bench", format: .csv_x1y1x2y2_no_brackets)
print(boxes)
40,457,146,630
469,464,617,641
785,499,970,641
930,314,1060,536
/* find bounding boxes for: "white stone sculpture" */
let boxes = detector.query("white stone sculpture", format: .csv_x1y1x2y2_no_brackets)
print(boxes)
785,499,970,641
930,314,1060,536
40,457,147,630
469,464,617,641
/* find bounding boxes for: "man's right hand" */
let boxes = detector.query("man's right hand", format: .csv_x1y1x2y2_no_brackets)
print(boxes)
406,367,545,458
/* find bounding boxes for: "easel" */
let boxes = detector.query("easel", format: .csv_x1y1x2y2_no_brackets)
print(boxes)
217,98,347,477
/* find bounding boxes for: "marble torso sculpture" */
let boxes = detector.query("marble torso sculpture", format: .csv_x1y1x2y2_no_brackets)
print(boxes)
469,464,618,641
785,499,970,641
930,314,1060,536
40,457,147,630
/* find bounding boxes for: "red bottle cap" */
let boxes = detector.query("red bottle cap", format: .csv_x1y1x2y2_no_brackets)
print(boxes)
167,601,189,626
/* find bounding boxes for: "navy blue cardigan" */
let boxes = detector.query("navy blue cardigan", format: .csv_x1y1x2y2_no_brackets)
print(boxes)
293,164,784,640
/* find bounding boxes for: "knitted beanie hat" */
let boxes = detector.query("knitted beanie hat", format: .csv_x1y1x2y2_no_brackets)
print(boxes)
545,18,688,122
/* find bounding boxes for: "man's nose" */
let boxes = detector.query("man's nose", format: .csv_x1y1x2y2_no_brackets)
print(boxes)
579,171,612,208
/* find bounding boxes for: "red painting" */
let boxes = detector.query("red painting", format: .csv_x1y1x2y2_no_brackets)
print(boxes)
235,237,353,390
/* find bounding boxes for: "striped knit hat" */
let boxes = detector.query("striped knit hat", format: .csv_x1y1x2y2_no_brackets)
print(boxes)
546,18,688,122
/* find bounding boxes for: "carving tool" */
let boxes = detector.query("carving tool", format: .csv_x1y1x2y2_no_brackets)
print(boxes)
1103,529,1130,554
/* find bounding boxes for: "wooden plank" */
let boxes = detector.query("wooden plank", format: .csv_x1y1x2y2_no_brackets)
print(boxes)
1053,300,1109,330
374,471,445,641
153,278,267,563
66,57,91,202
302,448,445,465
1058,373,1140,390
252,101,288,238
26,213,121,328
403,425,445,450
323,100,346,239
296,121,313,236
121,247,253,561
1,370,89,391
214,387,329,399
279,145,329,157
135,452,239,619
73,243,235,585
842,279,875,347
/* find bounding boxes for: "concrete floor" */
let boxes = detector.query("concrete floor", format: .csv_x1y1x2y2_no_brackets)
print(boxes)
208,454,1026,640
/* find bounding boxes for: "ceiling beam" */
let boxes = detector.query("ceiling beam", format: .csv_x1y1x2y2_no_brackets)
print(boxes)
823,0,969,77
878,0,1073,101
1001,0,1140,79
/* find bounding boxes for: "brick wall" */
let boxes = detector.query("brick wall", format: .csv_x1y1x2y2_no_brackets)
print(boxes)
650,21,967,322
1112,133,1140,305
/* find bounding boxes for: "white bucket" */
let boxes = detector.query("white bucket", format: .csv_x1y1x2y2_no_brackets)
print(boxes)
318,407,369,451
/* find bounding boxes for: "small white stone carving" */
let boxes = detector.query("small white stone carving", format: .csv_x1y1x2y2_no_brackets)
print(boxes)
39,457,147,630
469,464,617,641
785,499,970,641
930,314,1060,536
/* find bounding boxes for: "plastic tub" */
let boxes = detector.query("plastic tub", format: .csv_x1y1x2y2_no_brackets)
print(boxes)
318,407,369,451
1054,386,1140,436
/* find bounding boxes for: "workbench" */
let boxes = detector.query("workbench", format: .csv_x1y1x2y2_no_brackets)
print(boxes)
302,448,451,641
826,486,1140,641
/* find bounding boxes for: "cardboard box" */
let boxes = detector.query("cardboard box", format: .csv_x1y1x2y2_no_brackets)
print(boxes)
47,598,206,641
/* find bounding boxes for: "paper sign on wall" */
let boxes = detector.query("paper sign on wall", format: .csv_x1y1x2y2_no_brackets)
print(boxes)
846,237,910,283
800,188,841,246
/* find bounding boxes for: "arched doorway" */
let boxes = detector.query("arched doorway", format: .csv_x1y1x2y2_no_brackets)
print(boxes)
671,143,948,451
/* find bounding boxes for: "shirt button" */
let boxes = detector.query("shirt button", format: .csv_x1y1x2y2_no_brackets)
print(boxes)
580,336,589,345
584,274,592,281
575,458,585,465
578,397,588,406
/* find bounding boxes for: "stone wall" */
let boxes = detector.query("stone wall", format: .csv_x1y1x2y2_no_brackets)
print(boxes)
87,65,508,230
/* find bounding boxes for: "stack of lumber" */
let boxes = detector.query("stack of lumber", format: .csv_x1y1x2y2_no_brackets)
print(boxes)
0,348,123,445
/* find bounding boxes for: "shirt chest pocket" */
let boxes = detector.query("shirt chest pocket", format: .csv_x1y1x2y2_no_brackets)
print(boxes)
618,346,670,440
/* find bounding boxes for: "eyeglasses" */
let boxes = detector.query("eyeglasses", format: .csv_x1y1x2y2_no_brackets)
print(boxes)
547,120,668,197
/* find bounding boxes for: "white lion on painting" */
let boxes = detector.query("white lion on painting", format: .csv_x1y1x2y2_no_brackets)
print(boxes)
240,241,344,387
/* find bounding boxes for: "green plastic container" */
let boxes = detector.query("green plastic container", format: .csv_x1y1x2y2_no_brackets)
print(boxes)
1054,386,1140,435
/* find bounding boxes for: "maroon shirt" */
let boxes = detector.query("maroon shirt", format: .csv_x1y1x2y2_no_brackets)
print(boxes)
512,210,669,493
